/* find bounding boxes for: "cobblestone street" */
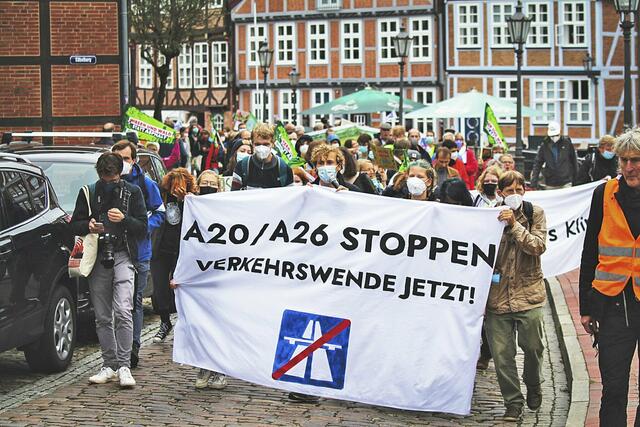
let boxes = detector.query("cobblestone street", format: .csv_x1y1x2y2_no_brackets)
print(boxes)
0,301,568,426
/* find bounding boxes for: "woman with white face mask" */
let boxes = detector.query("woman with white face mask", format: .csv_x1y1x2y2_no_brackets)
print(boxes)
382,160,436,201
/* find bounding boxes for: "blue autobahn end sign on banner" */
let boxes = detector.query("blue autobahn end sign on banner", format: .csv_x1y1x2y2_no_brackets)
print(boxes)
69,55,97,65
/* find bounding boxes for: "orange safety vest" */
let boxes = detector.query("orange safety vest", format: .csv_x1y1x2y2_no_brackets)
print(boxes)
592,178,640,297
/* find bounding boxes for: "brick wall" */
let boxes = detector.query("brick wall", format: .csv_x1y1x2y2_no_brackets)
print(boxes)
50,2,119,56
0,2,40,56
0,66,42,117
51,65,121,116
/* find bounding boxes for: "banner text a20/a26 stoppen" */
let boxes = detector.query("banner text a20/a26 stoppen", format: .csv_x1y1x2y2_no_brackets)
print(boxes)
182,219,497,304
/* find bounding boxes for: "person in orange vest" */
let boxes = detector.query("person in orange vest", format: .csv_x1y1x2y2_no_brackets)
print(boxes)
579,128,640,426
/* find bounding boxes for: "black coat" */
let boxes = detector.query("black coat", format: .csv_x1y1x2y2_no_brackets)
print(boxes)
530,136,578,188
576,151,619,185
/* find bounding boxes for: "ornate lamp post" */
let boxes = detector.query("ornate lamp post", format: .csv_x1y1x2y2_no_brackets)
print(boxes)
614,0,640,130
507,0,532,174
288,68,300,125
257,41,273,123
392,26,413,125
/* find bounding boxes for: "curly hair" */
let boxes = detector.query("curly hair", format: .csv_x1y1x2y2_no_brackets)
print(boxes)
161,167,197,199
311,144,345,167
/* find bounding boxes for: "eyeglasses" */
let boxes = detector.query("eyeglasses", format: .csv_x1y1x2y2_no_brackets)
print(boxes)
199,180,217,186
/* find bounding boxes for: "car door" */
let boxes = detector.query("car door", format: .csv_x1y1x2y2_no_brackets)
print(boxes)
0,170,65,350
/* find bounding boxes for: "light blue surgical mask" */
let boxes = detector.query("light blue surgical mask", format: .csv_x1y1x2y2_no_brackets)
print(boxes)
602,150,615,160
358,146,368,154
237,151,251,162
425,136,435,145
317,165,338,184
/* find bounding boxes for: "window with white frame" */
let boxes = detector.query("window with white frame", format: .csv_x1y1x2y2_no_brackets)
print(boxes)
456,3,481,48
211,41,227,87
409,17,432,61
568,80,590,123
560,1,587,47
495,79,517,122
212,113,224,130
341,20,362,63
527,2,551,47
139,47,153,89
252,90,272,123
209,0,223,7
310,89,332,126
307,22,328,64
491,3,513,48
276,23,296,65
412,88,436,133
279,90,298,124
351,114,367,126
378,19,399,62
193,43,208,88
178,44,192,88
532,79,560,123
317,0,340,10
159,54,173,89
248,24,268,66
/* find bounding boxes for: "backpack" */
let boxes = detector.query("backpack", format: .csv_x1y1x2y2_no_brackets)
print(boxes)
239,156,289,188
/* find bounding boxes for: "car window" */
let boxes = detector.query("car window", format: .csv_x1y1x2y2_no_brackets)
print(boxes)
151,156,166,182
0,171,34,229
32,161,97,214
137,155,156,182
23,173,47,215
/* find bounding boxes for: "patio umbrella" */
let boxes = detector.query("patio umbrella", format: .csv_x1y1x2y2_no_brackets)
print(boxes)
405,89,546,119
301,87,425,115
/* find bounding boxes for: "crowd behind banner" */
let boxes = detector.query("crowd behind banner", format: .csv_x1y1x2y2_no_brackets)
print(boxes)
79,111,626,421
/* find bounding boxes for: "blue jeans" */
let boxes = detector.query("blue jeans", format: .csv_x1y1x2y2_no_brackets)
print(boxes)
132,260,150,347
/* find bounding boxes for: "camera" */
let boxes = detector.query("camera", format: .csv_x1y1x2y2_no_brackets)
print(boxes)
97,181,125,269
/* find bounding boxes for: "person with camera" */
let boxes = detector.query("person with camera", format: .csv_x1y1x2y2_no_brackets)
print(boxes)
68,152,148,388
112,140,165,369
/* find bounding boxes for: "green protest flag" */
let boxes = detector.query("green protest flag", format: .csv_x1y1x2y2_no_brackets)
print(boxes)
246,112,258,131
483,103,508,152
274,122,306,167
398,150,410,173
122,106,176,144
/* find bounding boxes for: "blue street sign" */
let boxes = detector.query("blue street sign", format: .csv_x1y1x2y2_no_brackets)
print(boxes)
69,55,97,65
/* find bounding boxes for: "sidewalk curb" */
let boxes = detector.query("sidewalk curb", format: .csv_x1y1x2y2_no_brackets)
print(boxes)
546,277,589,426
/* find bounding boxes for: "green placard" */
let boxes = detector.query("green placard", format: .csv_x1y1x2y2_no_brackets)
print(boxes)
274,122,306,167
122,106,176,144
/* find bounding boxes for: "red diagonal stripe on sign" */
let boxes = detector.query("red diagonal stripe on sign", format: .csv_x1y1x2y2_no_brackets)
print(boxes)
272,319,351,380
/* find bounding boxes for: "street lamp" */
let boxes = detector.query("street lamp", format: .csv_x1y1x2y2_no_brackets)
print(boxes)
582,53,598,85
288,68,300,125
506,0,532,175
258,41,273,123
392,26,413,125
226,69,235,113
614,0,640,130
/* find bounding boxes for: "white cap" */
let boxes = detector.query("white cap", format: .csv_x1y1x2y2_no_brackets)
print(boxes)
547,121,561,137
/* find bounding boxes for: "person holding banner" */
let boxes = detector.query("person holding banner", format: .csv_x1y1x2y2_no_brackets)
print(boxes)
232,124,293,190
485,171,547,421
579,129,640,426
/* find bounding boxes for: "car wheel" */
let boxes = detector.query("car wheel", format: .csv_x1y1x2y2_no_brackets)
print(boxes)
24,286,76,372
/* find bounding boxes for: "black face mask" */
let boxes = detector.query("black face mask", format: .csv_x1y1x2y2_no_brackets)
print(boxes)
199,186,218,195
483,183,497,197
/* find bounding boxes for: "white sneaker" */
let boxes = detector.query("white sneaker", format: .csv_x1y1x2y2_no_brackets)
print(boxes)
209,372,227,389
195,369,212,389
117,367,136,388
88,367,117,384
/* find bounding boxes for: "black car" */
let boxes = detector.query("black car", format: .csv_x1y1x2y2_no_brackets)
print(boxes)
0,153,77,372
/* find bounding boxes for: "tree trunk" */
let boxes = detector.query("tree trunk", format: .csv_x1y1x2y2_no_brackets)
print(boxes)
154,63,170,121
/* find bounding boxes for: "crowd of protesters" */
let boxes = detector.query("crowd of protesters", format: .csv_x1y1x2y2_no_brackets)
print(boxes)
77,114,635,423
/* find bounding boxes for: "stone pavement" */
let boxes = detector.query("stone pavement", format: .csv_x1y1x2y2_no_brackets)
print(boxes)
557,269,639,426
0,302,569,426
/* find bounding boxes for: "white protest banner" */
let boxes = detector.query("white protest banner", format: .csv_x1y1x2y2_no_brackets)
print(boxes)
173,187,505,415
525,180,602,278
